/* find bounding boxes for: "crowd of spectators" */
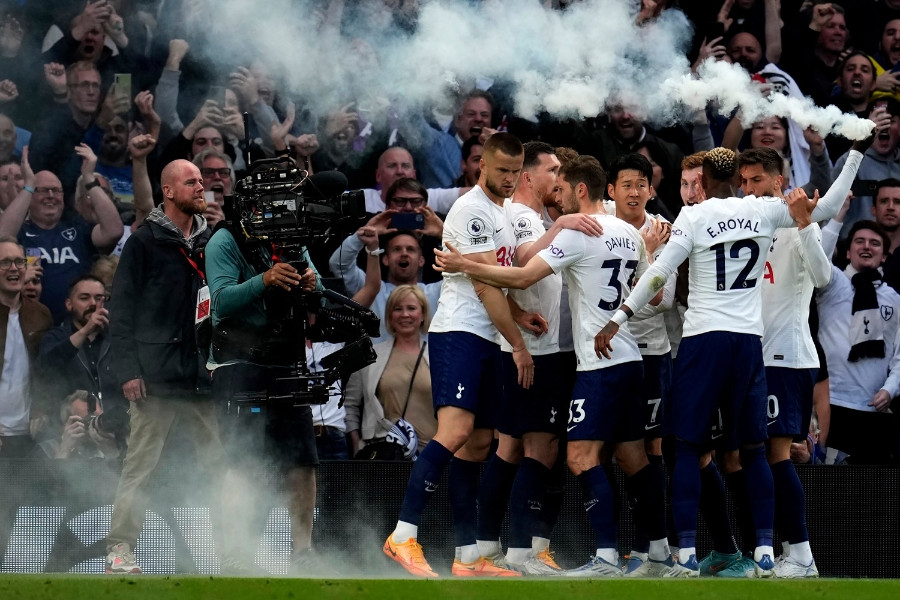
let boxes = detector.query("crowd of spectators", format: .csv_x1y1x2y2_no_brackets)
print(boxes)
1,0,899,474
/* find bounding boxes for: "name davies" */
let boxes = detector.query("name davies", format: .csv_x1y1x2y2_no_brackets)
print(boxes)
706,218,761,238
605,236,636,252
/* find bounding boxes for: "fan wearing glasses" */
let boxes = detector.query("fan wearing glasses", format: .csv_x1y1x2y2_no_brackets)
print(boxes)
0,236,53,458
0,147,123,323
329,177,444,344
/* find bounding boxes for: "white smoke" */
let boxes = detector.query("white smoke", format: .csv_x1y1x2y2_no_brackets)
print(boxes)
202,0,873,139
667,59,874,140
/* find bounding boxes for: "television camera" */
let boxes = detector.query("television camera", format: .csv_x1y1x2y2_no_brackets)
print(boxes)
214,154,379,406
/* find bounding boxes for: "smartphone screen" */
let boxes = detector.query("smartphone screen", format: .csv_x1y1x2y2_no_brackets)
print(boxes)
114,73,132,101
391,213,424,230
26,247,41,266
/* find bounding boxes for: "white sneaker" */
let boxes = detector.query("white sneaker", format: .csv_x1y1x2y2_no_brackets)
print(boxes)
510,554,564,576
106,542,141,574
774,556,819,578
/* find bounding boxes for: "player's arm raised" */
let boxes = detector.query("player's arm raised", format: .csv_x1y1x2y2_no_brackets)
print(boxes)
785,187,832,289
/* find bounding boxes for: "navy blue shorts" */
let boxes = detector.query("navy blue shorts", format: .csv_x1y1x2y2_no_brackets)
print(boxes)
567,361,645,443
429,331,504,429
498,352,568,437
765,366,817,440
641,352,672,439
669,332,768,447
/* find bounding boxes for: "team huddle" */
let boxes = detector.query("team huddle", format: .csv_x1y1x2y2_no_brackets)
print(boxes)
380,111,887,579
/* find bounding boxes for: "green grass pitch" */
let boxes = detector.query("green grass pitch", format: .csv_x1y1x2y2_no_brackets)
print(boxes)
2,576,900,600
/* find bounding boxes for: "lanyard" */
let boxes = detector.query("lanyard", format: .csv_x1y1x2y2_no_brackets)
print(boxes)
179,248,206,283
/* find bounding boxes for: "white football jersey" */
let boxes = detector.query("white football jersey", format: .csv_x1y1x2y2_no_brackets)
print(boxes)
665,195,793,337
537,215,646,370
542,206,574,353
430,185,516,342
629,212,674,356
501,200,561,355
761,225,825,368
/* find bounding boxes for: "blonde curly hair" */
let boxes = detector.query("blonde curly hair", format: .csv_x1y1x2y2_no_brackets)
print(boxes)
703,147,738,182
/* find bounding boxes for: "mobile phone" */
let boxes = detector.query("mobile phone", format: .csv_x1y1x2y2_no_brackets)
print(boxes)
114,72,131,101
391,212,425,230
851,179,877,197
209,85,226,106
26,248,41,266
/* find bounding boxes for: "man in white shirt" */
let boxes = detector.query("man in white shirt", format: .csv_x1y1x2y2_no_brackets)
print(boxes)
478,142,603,575
383,133,537,578
0,236,52,459
606,153,678,577
739,147,830,578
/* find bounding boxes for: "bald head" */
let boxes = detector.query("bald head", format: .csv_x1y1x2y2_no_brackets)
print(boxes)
161,159,197,188
161,159,206,217
728,32,763,72
376,147,416,199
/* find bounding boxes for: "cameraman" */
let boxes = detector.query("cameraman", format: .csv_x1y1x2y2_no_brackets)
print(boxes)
37,274,127,447
205,219,324,574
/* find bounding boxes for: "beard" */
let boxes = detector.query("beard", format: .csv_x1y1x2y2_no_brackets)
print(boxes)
484,177,508,199
173,194,207,216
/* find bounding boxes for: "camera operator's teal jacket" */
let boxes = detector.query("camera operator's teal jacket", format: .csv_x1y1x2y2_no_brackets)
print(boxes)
204,227,323,366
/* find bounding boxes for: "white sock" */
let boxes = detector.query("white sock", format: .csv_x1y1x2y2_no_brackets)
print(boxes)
460,544,480,563
476,539,501,558
532,536,551,553
649,538,670,561
754,545,775,563
782,541,791,558
506,547,531,565
596,548,618,565
392,521,417,543
679,546,696,564
790,541,813,565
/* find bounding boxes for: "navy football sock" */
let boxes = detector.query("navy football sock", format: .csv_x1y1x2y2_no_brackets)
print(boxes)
723,468,757,554
448,457,482,548
508,457,550,549
577,465,616,551
398,440,454,526
536,450,566,540
476,455,519,542
626,462,667,552
672,440,701,551
770,459,809,544
739,445,774,549
699,461,738,554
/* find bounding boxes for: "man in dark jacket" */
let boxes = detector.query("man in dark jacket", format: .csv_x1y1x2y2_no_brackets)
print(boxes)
37,273,127,445
103,159,226,575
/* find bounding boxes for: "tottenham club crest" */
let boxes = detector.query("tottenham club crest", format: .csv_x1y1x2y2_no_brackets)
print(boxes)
882,305,894,321
467,217,488,244
61,227,77,242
